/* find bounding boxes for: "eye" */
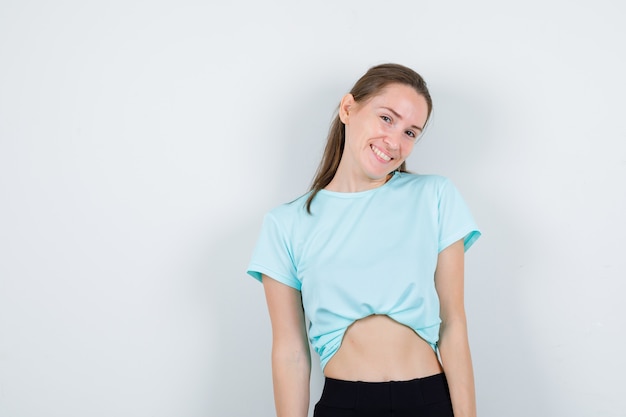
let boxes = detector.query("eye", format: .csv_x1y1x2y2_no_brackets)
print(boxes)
405,130,417,139
380,115,392,123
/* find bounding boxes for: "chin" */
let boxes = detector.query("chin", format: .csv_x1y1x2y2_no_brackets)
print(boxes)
365,161,402,180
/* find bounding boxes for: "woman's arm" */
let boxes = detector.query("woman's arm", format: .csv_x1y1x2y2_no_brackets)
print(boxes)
262,274,311,417
435,239,476,417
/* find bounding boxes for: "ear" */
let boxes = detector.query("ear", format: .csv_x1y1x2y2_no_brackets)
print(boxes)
339,93,356,124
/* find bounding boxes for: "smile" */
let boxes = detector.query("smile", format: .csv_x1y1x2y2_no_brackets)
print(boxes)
371,145,392,162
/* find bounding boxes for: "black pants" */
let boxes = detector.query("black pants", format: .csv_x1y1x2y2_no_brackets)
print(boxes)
313,373,454,417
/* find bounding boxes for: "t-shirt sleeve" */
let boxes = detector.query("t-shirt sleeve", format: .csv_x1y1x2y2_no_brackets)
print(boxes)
246,212,301,290
437,178,481,253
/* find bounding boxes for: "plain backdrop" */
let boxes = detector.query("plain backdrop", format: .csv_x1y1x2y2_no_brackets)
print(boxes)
1,1,625,416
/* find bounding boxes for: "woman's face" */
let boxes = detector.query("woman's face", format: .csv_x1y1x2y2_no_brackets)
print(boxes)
339,83,429,183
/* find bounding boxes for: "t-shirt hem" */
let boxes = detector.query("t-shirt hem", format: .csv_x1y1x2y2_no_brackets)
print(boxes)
439,227,481,253
246,264,301,291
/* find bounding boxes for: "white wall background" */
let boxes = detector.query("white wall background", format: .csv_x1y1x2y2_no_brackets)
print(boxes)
1,1,624,416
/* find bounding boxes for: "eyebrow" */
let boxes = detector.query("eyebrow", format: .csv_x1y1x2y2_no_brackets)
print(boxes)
381,106,424,132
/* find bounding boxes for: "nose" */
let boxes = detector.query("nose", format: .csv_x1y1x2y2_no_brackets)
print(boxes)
383,133,400,150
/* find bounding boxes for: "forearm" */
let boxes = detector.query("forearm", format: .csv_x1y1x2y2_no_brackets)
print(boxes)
271,343,311,417
438,318,476,417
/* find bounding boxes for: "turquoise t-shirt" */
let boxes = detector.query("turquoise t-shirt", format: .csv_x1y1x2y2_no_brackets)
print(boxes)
247,172,480,371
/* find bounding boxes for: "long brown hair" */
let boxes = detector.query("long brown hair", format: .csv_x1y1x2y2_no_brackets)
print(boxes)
304,63,433,214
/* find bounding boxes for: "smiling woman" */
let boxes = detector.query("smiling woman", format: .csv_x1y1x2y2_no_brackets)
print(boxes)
247,63,481,417
327,83,429,192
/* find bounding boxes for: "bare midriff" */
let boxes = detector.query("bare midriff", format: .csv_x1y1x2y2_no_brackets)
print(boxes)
323,315,443,382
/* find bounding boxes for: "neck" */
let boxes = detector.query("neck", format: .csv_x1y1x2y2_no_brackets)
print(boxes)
325,167,393,193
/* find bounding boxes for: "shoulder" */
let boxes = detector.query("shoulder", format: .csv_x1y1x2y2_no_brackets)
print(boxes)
265,192,310,225
391,172,452,194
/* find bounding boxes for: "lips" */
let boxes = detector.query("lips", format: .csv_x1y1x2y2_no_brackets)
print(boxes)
371,144,392,162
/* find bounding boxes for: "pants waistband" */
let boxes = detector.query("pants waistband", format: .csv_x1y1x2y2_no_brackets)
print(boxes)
318,373,451,409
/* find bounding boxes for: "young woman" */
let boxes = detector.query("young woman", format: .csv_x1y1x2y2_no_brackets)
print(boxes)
247,63,481,417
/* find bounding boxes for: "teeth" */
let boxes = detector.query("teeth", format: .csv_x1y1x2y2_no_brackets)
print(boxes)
372,145,391,161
